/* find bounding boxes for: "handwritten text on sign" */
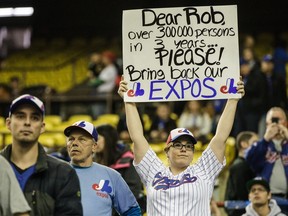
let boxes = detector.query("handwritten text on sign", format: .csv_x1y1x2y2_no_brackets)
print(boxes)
122,5,240,102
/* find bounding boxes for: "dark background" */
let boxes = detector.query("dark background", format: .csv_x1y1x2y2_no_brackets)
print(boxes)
0,0,287,40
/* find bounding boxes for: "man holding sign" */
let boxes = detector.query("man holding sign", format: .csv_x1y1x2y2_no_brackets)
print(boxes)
118,77,244,215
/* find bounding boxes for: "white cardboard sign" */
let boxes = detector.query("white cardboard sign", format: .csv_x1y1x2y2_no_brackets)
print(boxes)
122,5,240,102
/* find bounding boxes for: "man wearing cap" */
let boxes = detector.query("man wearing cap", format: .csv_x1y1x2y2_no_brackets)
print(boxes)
0,94,83,215
243,177,286,216
117,78,245,215
64,120,141,216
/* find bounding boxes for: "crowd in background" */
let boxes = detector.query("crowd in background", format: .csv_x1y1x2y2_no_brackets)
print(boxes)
1,32,288,215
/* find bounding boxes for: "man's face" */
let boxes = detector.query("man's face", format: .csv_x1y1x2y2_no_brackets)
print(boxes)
247,134,259,147
66,129,97,167
6,104,45,146
249,184,271,207
266,109,287,126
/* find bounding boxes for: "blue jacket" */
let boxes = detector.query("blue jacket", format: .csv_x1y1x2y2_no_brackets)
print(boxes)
245,138,288,182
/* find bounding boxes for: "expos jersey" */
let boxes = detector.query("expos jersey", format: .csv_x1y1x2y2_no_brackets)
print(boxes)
134,147,224,216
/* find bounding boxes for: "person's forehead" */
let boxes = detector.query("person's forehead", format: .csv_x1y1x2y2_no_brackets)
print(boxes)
68,128,92,138
13,104,42,115
174,136,193,143
249,134,259,143
250,184,266,190
268,109,285,118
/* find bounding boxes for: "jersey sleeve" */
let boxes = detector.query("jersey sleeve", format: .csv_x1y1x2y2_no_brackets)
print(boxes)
194,147,225,183
134,148,165,186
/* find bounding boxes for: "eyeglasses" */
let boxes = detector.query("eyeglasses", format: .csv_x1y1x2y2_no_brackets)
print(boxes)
171,142,194,151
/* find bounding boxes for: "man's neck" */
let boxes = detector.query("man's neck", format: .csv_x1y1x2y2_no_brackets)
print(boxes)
253,204,270,216
72,158,93,168
10,142,39,170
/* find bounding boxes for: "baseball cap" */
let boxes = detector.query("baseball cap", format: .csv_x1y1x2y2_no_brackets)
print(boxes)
262,54,273,62
9,94,45,116
64,120,98,141
166,128,197,145
246,177,270,192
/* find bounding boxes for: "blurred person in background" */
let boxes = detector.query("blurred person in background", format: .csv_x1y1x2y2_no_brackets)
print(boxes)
258,54,288,137
65,120,141,216
87,52,104,89
9,76,22,98
88,50,119,119
260,54,288,110
178,100,212,144
234,47,267,136
0,155,31,216
117,103,145,143
94,124,146,214
1,94,83,215
245,107,288,199
225,131,258,216
243,177,286,216
0,83,12,117
272,36,288,82
0,83,12,101
148,103,177,143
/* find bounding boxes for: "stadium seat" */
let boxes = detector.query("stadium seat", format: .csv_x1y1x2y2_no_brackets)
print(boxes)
95,114,119,127
39,133,55,148
45,115,63,130
68,114,93,124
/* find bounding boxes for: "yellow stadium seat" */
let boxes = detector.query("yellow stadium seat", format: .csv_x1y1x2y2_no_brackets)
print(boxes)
52,132,67,148
3,134,13,147
150,142,165,154
95,114,119,127
225,136,236,167
0,116,5,127
44,115,63,131
0,126,11,148
45,115,62,126
68,115,93,124
39,133,55,149
158,152,168,166
142,114,152,132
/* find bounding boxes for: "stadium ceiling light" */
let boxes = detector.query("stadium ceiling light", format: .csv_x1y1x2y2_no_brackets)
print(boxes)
0,7,34,17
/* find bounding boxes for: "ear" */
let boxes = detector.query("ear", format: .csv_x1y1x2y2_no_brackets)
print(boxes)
91,142,97,153
40,122,45,134
248,193,252,201
268,191,272,200
6,117,11,131
166,150,170,159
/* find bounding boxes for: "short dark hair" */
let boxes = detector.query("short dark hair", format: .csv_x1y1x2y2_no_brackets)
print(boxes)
236,131,256,151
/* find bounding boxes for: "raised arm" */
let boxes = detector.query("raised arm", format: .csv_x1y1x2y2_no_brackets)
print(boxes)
118,80,150,164
209,78,245,163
